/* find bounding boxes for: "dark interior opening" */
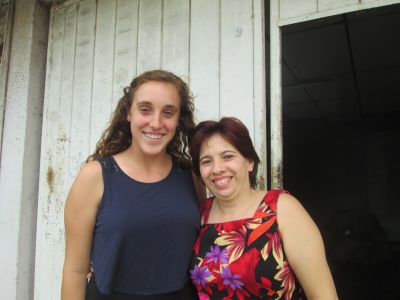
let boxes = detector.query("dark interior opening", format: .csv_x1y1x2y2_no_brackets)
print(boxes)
267,3,400,299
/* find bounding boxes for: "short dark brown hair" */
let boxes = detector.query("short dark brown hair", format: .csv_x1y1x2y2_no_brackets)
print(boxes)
189,117,260,188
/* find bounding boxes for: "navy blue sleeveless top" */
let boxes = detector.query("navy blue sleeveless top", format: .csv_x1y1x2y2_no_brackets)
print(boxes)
91,156,200,295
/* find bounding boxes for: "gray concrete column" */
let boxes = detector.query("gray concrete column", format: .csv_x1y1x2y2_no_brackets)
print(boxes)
0,0,49,299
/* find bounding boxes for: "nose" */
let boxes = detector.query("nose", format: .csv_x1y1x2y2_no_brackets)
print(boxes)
149,113,162,129
212,159,225,175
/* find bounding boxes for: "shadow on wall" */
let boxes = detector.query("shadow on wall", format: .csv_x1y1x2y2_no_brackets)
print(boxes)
323,209,400,300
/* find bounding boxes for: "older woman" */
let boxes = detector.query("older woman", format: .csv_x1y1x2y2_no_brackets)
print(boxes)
189,117,337,300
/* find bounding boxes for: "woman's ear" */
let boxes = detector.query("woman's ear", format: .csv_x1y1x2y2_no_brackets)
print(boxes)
248,160,254,172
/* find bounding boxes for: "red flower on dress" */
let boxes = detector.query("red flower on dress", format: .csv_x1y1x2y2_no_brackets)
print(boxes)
215,226,247,263
261,231,283,263
230,247,261,296
275,260,296,300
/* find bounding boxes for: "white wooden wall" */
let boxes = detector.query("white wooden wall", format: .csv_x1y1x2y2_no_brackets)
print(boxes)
278,0,400,25
0,1,12,159
34,0,265,298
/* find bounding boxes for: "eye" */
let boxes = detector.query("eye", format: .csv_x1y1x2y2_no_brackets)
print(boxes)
200,159,212,166
163,110,175,118
223,154,234,160
138,106,151,114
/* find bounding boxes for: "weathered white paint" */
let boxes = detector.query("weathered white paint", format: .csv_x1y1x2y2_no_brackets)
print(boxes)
279,0,400,26
90,0,116,150
270,0,283,189
280,0,317,20
0,0,49,299
190,0,220,122
318,0,358,12
36,0,265,298
137,0,162,73
34,3,75,299
162,0,190,79
112,0,139,109
253,0,266,189
220,0,254,135
0,2,12,158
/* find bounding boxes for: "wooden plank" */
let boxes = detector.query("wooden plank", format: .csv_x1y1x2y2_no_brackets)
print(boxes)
270,0,283,189
0,2,12,157
69,0,96,174
53,0,81,10
252,0,267,190
279,0,317,20
318,0,358,11
112,0,139,109
137,0,162,73
90,0,117,151
220,0,254,135
60,3,78,185
162,0,190,79
34,5,65,299
190,0,220,122
279,0,400,26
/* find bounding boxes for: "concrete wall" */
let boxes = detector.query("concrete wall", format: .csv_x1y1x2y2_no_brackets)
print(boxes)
0,0,49,299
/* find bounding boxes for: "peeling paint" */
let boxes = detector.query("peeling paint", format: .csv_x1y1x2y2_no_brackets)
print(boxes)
233,27,242,37
57,131,69,143
47,166,55,194
258,174,265,190
271,162,283,190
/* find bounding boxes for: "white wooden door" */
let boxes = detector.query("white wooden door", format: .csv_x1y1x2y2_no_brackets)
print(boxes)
35,0,265,298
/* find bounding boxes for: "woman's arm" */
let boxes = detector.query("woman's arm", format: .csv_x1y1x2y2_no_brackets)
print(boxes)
61,161,103,300
277,193,338,300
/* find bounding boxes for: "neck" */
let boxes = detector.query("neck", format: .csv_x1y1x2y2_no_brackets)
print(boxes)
212,189,263,221
115,146,172,183
126,144,171,168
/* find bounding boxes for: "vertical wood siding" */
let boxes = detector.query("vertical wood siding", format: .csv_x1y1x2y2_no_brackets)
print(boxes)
279,0,400,25
35,0,265,298
0,2,12,158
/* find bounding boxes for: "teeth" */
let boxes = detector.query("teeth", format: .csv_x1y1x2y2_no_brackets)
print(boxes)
214,177,230,185
144,132,163,139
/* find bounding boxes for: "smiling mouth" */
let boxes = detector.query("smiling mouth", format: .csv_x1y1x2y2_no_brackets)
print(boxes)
212,177,231,185
143,132,164,140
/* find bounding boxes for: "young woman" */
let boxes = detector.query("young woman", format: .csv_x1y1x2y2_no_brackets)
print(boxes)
189,117,337,300
61,70,203,300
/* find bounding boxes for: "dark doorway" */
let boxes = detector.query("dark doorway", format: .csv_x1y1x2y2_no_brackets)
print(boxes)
279,4,400,299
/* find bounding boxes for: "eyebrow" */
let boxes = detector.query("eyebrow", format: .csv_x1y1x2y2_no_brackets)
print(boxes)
136,101,178,110
199,150,236,161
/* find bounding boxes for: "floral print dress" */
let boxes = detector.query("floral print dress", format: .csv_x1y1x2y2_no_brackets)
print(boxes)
190,190,305,300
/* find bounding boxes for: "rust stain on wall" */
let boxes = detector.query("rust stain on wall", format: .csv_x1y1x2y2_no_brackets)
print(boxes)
271,162,283,190
47,166,55,194
258,174,266,190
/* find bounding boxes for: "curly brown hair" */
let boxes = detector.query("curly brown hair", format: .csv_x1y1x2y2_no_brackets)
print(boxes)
86,70,195,168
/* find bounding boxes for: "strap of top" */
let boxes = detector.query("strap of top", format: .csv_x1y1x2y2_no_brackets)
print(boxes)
98,156,119,176
201,190,290,224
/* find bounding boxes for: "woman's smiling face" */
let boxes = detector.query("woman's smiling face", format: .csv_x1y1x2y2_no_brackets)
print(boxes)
199,134,254,201
127,81,180,157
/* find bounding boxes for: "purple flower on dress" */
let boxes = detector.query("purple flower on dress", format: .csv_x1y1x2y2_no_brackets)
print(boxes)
205,245,229,264
221,266,244,290
191,265,212,286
